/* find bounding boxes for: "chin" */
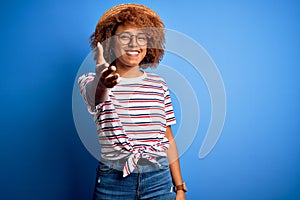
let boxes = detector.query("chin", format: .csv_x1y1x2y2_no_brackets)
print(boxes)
118,57,142,67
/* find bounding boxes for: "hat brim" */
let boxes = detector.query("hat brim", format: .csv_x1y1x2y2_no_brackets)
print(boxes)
99,3,162,25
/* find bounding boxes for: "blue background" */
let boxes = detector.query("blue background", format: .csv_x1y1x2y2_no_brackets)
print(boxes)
1,0,299,199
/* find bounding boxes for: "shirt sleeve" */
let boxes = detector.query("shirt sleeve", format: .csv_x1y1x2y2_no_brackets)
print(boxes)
78,73,103,114
163,81,176,126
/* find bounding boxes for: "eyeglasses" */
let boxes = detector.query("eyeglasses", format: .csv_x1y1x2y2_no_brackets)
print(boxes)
115,32,149,46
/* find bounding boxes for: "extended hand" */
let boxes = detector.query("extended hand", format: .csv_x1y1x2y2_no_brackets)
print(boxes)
95,42,120,88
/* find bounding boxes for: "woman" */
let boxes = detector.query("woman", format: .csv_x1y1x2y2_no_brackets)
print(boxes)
78,4,187,200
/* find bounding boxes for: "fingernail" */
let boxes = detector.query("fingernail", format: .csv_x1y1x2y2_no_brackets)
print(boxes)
111,66,116,71
97,42,100,47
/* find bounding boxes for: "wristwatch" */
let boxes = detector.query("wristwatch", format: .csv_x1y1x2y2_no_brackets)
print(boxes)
174,182,188,192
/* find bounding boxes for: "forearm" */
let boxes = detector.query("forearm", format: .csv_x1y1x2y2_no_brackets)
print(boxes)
86,77,109,105
166,126,186,199
78,73,109,113
165,126,184,186
167,136,183,186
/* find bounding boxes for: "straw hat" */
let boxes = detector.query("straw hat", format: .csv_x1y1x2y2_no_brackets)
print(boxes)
98,3,163,27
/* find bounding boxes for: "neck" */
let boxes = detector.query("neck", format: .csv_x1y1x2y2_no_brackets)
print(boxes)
115,60,143,78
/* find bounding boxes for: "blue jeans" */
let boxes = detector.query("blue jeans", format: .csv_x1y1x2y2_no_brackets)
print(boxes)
93,157,176,200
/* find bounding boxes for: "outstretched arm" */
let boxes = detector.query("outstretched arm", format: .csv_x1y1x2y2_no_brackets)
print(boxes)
83,42,120,106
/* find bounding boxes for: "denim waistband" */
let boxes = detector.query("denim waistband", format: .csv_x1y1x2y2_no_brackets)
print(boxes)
99,156,169,173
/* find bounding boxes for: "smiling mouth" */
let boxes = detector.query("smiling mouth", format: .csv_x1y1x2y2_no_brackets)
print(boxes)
125,50,140,56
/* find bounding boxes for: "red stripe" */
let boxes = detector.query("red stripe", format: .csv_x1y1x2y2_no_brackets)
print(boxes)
115,106,164,111
126,131,165,135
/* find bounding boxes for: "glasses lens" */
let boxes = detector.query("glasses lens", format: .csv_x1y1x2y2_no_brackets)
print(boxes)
136,33,147,46
117,33,148,46
118,33,131,45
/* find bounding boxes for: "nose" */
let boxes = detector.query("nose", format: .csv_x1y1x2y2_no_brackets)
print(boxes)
128,35,138,47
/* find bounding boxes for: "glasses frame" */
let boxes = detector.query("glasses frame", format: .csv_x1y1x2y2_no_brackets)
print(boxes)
115,32,150,46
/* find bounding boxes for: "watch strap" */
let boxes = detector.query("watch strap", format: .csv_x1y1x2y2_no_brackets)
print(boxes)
174,182,187,192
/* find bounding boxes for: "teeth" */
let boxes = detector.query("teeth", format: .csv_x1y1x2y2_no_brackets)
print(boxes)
126,51,139,55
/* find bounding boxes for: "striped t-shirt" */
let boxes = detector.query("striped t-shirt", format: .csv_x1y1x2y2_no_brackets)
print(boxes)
78,71,176,177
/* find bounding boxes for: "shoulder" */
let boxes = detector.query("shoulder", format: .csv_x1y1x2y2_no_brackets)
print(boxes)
144,72,170,93
145,72,166,85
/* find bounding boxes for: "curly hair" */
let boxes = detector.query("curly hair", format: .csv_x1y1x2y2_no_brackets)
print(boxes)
90,4,165,68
